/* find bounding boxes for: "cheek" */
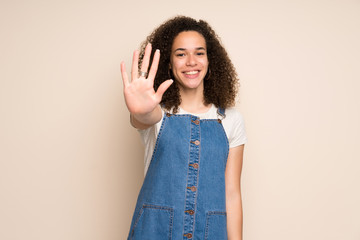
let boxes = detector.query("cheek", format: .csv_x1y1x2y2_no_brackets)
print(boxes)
204,57,209,66
199,57,209,68
171,61,183,72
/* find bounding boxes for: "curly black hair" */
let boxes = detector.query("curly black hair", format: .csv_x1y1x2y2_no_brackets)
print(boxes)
139,16,239,113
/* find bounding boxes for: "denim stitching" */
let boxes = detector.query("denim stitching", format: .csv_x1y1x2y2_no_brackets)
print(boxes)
192,118,201,235
131,110,228,239
168,207,174,240
130,204,174,240
143,204,174,240
182,115,192,238
199,119,229,167
148,114,168,167
204,211,227,240
129,207,144,239
217,120,230,166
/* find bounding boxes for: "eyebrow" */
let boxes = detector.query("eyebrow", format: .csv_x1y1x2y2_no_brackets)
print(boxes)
174,47,206,52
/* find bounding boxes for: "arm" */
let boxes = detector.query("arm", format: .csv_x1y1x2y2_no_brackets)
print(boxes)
120,43,173,129
225,144,245,240
129,105,163,130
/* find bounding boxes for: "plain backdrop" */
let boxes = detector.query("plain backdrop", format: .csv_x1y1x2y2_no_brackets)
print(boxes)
1,0,359,239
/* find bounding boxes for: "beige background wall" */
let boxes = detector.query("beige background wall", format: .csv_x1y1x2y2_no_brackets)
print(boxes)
1,0,359,239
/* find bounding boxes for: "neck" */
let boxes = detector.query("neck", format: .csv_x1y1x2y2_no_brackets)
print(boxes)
179,87,210,113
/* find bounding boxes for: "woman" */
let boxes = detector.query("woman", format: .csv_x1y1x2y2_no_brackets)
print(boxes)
121,16,247,240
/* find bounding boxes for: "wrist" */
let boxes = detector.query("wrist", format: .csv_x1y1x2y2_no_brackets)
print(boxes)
130,106,162,129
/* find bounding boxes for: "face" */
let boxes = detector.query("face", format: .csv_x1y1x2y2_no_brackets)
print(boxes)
170,31,209,92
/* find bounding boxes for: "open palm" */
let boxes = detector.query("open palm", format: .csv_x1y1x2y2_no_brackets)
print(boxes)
121,43,173,115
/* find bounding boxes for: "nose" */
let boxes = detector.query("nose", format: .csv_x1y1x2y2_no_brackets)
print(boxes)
186,53,196,66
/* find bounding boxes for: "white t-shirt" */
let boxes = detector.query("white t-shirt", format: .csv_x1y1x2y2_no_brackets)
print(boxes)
138,104,247,175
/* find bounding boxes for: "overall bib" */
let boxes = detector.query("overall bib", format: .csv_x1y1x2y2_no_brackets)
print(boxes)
128,109,229,240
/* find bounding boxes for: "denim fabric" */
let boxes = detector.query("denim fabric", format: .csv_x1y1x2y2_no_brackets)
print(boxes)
128,109,229,240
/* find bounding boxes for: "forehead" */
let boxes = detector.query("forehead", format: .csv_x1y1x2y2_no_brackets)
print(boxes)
172,31,206,50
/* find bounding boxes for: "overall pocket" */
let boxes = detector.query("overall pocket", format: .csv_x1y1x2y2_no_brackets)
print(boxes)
130,204,174,240
204,211,228,240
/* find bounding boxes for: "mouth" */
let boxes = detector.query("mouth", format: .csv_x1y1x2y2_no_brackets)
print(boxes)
184,70,199,75
183,70,200,79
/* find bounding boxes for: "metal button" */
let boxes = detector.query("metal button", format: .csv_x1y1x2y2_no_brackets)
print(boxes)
190,163,199,169
217,119,222,123
187,186,197,192
185,209,195,215
194,140,200,145
193,119,200,125
184,233,192,239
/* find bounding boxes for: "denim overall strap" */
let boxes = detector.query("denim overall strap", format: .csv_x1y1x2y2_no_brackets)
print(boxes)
128,111,229,240
217,107,225,117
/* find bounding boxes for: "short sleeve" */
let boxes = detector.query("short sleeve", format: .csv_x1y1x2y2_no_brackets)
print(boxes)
223,108,247,148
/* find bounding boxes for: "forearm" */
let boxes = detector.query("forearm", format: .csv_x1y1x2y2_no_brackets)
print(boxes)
130,105,162,129
226,190,243,240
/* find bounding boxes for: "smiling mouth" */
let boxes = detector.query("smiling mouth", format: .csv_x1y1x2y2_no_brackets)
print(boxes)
184,71,200,75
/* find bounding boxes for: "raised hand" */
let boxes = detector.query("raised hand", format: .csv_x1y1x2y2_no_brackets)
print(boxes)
120,43,173,126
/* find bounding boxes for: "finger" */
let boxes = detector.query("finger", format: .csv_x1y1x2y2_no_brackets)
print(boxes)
140,43,152,76
155,79,173,100
147,49,160,82
120,61,129,88
131,50,139,80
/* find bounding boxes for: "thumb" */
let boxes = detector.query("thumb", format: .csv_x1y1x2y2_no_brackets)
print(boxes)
155,79,173,100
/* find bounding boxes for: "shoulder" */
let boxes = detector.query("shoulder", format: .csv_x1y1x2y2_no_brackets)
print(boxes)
222,107,247,148
224,107,245,123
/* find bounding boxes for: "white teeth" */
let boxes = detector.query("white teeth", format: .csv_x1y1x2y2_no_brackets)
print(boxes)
184,71,199,75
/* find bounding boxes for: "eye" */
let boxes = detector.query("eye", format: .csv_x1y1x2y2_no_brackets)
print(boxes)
176,53,185,57
196,52,206,56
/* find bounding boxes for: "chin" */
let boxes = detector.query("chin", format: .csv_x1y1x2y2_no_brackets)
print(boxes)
179,80,203,90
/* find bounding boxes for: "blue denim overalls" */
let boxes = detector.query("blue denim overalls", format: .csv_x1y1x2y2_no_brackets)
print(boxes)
127,108,229,240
